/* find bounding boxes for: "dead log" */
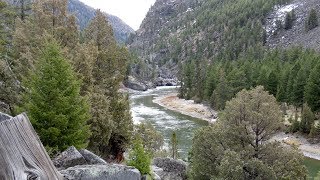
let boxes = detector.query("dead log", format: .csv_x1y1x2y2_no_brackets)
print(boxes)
0,113,63,180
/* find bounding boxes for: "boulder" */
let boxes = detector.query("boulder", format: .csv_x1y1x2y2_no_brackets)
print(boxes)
53,146,87,170
60,164,141,180
124,76,148,91
152,158,187,180
79,149,107,165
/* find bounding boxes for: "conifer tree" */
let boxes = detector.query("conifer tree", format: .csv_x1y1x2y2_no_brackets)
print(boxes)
266,71,278,96
211,70,232,110
20,40,91,154
170,131,179,159
300,103,315,134
284,10,295,30
190,86,307,179
305,9,319,31
127,138,151,175
292,67,307,108
305,63,320,112
84,10,133,161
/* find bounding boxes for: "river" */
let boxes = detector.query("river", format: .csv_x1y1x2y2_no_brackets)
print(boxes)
129,86,320,178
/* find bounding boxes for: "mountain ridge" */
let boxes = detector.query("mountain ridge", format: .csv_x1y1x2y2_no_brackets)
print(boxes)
128,0,320,83
3,0,135,44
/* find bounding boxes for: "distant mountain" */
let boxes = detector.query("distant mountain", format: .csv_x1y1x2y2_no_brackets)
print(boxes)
3,0,134,44
68,0,134,44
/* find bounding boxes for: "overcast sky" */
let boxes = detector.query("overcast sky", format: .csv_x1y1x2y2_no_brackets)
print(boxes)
79,0,156,30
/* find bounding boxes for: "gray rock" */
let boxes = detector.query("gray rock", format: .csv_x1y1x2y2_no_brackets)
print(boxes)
0,112,12,123
152,158,187,180
124,76,148,91
53,146,87,170
60,164,141,180
79,149,107,165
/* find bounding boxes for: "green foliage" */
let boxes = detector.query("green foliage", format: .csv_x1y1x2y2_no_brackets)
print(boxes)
210,70,232,110
127,138,151,175
134,122,164,155
20,40,91,154
300,103,315,134
305,62,320,112
170,131,179,159
305,9,319,31
84,10,133,160
189,86,307,179
284,10,296,30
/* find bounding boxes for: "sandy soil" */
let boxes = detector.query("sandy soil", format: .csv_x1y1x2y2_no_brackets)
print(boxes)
271,132,320,160
153,93,217,123
154,93,320,160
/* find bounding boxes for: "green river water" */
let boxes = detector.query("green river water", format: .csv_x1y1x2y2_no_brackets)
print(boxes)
130,87,320,179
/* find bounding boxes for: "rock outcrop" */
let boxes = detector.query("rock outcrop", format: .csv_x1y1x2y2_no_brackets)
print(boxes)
78,149,107,165
53,146,87,170
152,158,187,180
60,164,141,180
124,76,148,91
54,147,142,180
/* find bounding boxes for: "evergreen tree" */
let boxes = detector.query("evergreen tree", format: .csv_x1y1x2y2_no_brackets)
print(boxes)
20,40,91,154
284,10,295,30
0,1,17,115
134,122,164,155
190,86,307,179
305,63,320,112
300,103,315,134
84,10,133,161
211,70,232,110
305,8,319,31
170,131,179,159
292,67,307,108
266,71,278,96
127,138,151,175
276,66,290,102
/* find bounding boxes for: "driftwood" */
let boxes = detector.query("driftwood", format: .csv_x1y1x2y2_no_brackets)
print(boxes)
0,113,63,180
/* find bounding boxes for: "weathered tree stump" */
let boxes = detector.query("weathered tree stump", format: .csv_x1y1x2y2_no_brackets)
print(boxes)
0,113,63,180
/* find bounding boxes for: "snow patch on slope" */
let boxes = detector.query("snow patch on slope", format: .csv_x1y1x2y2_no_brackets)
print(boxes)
265,2,303,35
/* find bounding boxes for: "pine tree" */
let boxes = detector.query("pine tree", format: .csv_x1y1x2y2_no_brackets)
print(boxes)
305,9,319,31
127,138,151,175
284,10,295,30
292,68,307,108
170,131,179,159
20,40,91,154
266,71,278,96
300,103,315,134
84,10,133,161
190,86,307,179
305,63,320,112
211,70,232,110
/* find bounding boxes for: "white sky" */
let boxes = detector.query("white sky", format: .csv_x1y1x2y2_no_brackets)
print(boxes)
79,0,156,30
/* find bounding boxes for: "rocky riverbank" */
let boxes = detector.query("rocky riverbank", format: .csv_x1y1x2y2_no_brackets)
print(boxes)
271,132,320,160
153,93,320,161
153,93,217,123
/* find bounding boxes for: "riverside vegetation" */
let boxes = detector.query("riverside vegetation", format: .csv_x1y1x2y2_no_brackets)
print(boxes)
1,0,320,179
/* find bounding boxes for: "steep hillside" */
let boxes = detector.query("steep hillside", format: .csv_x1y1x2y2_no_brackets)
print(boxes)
4,0,134,43
265,0,320,51
128,0,293,81
68,0,134,44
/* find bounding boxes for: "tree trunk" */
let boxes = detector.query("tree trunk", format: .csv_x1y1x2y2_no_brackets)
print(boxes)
0,113,63,180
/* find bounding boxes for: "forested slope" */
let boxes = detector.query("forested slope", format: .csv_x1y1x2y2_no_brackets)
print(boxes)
3,0,135,43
